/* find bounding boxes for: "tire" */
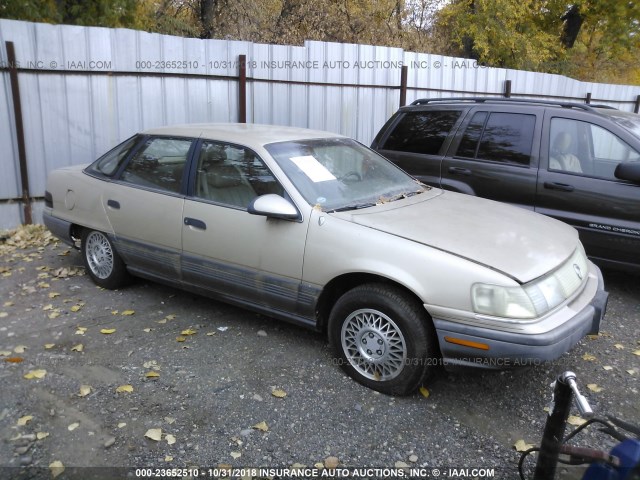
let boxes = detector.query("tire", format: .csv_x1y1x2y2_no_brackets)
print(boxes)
81,229,131,289
328,283,438,396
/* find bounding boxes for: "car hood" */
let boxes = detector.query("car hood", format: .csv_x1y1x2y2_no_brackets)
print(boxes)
334,190,579,284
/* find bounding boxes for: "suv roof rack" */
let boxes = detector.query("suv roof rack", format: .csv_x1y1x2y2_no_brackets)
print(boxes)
409,97,609,113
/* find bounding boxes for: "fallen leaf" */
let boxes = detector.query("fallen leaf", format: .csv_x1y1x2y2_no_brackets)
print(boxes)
166,434,176,445
627,369,637,376
145,428,162,441
217,326,229,332
75,327,87,335
49,460,65,478
419,386,430,399
587,384,603,393
165,456,173,462
43,304,53,311
181,329,197,336
78,385,92,397
568,415,587,426
143,328,152,333
176,336,186,342
230,451,241,459
14,345,27,353
206,332,216,336
3,301,14,307
514,439,534,452
324,456,339,469
582,353,596,361
164,417,176,424
0,350,11,356
271,389,287,398
48,311,60,319
587,334,599,340
36,432,49,440
4,357,23,363
314,462,325,469
118,422,127,428
603,365,614,371
17,415,33,426
166,314,176,320
68,422,79,431
143,360,160,369
614,344,625,350
44,343,55,349
100,328,116,334
24,369,47,379
633,350,640,356
48,292,60,299
0,312,8,318
157,319,167,324
111,310,119,315
121,310,135,316
252,421,269,432
71,344,84,352
116,384,134,393
145,371,160,378
70,305,82,312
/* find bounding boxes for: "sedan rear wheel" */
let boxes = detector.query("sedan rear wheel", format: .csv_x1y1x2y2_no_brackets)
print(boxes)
81,229,131,289
329,283,438,396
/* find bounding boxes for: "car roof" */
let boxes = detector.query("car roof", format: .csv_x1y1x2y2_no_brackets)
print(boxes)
143,123,344,147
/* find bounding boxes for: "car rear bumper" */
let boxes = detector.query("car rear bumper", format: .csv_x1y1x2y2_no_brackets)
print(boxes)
431,264,609,369
43,210,76,247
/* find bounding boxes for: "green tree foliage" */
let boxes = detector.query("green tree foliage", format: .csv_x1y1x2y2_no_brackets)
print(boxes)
1,0,637,84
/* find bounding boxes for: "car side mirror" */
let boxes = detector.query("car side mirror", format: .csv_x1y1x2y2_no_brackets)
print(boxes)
248,194,299,220
614,162,640,183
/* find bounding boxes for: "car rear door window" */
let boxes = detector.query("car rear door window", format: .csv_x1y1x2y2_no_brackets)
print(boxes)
120,137,193,193
456,112,536,166
382,110,462,155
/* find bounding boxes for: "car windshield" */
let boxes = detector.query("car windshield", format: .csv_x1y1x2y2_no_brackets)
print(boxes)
599,109,640,141
265,138,427,211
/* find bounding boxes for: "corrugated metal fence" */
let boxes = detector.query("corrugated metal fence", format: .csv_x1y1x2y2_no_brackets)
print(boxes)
1,18,639,228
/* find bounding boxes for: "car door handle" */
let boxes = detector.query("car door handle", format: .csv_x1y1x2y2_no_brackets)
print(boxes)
543,182,575,192
184,217,207,230
448,167,472,176
107,199,120,209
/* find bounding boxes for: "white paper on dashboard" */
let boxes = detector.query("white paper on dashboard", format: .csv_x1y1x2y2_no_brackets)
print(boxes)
290,155,336,182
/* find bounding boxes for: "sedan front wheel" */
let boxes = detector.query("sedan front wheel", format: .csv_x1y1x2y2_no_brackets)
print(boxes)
81,229,131,289
328,283,438,396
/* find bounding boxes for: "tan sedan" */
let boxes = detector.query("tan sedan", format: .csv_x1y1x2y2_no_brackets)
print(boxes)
44,124,608,395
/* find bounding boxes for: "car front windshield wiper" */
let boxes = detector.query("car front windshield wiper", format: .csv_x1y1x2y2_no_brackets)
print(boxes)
380,189,425,203
329,202,378,213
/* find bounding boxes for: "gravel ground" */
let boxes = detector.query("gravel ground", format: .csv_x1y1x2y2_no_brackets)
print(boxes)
0,226,638,480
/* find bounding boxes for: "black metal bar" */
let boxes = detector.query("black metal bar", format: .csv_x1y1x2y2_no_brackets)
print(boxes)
533,374,574,479
504,80,512,98
238,54,247,123
5,41,32,224
586,92,591,104
399,65,408,107
635,95,640,114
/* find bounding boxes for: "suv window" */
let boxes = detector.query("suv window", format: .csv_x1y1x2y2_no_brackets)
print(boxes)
549,117,640,179
383,110,462,155
456,112,536,166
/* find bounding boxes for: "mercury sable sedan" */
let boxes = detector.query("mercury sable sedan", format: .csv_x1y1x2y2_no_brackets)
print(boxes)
44,124,609,395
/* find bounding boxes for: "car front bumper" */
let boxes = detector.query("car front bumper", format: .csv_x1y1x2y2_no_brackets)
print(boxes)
431,263,609,369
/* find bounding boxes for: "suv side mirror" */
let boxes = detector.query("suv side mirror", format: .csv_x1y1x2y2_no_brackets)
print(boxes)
614,162,640,183
248,194,299,220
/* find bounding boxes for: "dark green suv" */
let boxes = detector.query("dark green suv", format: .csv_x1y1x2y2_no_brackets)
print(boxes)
372,98,640,272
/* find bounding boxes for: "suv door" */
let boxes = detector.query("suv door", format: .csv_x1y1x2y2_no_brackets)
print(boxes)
442,106,542,210
373,107,465,186
536,110,640,270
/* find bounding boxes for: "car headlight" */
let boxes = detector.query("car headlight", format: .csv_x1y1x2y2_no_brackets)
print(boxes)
471,284,537,319
472,248,589,319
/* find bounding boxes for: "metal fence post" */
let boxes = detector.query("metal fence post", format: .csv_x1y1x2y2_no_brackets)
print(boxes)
6,41,32,224
504,80,512,98
238,54,247,123
399,65,408,107
634,95,640,114
585,92,591,104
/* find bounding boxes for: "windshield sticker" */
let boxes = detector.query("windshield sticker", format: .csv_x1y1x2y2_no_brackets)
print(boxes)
290,155,336,182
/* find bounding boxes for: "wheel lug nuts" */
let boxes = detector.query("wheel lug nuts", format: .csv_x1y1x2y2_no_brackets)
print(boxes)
367,350,372,355
362,339,367,344
376,350,382,355
377,339,383,345
369,333,374,338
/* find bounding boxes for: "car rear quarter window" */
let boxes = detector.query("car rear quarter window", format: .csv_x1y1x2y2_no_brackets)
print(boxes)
89,135,139,176
382,110,462,155
456,112,536,166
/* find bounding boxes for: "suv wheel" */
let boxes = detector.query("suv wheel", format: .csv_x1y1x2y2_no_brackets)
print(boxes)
328,283,438,395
